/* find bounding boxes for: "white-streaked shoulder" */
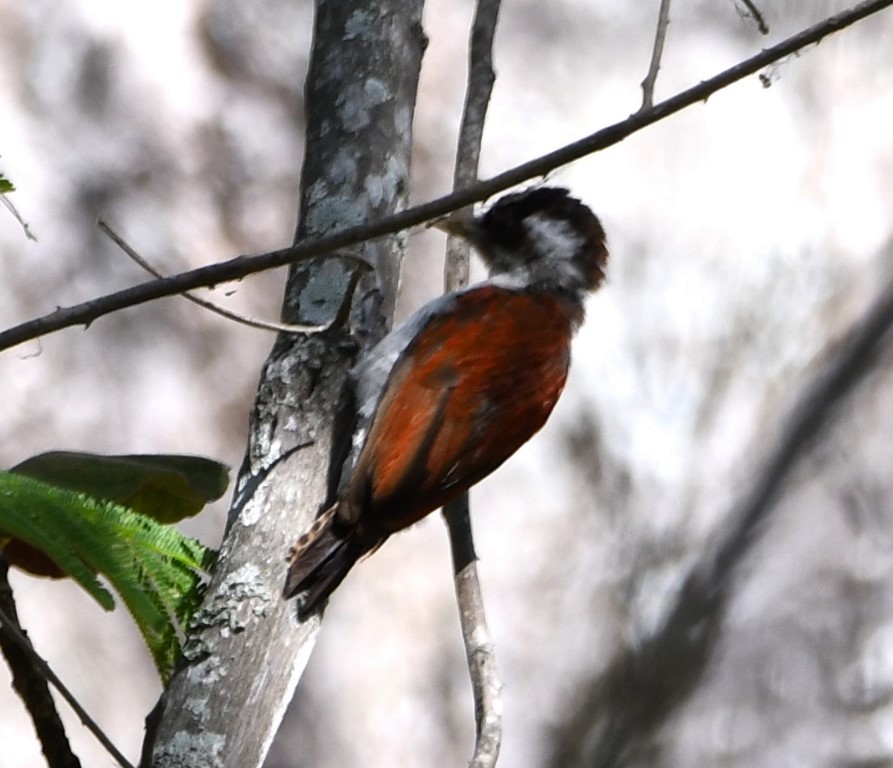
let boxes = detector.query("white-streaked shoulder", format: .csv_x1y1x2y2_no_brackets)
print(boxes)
344,292,458,475
340,282,525,485
349,280,523,451
351,291,459,426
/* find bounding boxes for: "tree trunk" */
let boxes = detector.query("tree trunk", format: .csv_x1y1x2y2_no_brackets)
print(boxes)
143,2,425,765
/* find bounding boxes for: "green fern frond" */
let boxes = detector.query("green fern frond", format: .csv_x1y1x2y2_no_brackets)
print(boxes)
0,473,116,608
0,471,218,681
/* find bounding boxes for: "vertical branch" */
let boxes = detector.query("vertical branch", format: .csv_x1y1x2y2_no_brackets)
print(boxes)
444,496,502,767
142,2,425,766
640,0,672,111
444,0,501,290
442,1,503,767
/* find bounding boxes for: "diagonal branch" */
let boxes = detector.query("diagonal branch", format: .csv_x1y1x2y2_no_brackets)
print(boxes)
706,255,893,592
548,243,893,767
0,558,81,768
0,193,38,242
0,558,133,768
0,0,889,356
442,1,504,766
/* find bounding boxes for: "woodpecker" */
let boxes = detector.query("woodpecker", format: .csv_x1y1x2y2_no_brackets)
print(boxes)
283,186,608,614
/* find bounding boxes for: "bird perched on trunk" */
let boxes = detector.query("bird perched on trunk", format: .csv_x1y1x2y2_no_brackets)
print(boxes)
284,186,608,615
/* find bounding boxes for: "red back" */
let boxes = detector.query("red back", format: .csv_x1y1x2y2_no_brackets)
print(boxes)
345,285,578,532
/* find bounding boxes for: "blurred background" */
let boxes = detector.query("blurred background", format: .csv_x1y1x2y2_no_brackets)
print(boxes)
2,0,893,766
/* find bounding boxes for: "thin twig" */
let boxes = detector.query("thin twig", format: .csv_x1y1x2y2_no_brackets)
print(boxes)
640,0,672,111
97,219,369,335
442,0,504,766
0,193,38,242
0,557,81,768
738,0,770,35
0,563,134,768
548,251,893,767
0,0,889,354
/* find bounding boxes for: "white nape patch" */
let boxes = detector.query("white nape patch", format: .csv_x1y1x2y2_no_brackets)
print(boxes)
521,213,587,290
523,213,584,262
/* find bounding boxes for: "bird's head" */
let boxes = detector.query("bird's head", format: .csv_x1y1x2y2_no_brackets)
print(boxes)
438,187,608,301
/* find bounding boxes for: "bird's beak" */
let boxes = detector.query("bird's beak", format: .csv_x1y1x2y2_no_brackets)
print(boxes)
430,209,479,242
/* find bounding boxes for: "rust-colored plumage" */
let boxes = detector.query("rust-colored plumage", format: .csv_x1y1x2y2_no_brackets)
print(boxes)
284,187,608,614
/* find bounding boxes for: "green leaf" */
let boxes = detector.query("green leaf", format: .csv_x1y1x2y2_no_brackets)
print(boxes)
0,471,218,682
12,451,230,524
0,173,13,194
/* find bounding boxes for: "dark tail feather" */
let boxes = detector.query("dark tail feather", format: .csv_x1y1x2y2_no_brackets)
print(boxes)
283,505,366,616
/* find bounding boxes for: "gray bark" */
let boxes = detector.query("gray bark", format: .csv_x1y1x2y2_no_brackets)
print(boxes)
143,2,425,766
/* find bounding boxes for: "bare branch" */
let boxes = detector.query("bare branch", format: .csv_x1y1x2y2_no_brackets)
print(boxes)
706,256,893,592
1,193,38,241
0,558,81,768
640,0,672,111
97,219,369,335
0,0,889,355
737,0,770,35
444,0,501,291
442,1,504,766
455,0,500,187
445,497,503,768
0,559,133,768
548,242,893,767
